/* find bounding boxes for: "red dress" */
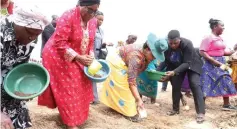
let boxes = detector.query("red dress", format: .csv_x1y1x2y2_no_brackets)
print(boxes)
38,7,96,126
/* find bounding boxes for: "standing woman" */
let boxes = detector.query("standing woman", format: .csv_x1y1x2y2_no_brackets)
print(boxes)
38,0,100,129
199,18,237,111
1,5,49,129
92,11,113,104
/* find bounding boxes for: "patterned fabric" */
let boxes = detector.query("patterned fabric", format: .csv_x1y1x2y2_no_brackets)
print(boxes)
231,63,237,84
1,17,34,129
137,59,159,98
38,7,97,126
13,5,49,30
230,53,237,84
170,51,182,64
100,52,137,116
200,57,237,97
65,48,78,62
119,44,147,87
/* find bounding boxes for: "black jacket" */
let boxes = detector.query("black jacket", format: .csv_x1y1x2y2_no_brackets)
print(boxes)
164,38,203,75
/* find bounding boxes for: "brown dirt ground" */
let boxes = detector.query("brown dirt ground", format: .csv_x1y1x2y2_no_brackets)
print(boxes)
28,83,237,129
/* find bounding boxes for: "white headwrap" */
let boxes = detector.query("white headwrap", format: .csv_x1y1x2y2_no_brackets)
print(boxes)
13,5,49,30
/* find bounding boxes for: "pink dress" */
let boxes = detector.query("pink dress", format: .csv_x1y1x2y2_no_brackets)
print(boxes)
38,7,97,126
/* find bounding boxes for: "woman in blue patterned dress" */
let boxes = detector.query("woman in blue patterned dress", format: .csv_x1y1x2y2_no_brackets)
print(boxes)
137,59,160,104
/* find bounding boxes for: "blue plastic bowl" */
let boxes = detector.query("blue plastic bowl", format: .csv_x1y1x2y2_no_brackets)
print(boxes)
3,63,50,100
84,60,111,83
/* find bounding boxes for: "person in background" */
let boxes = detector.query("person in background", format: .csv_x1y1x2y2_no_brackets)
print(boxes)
38,0,100,129
160,30,205,123
126,35,137,45
229,44,237,90
1,5,49,129
199,18,237,111
100,33,168,122
51,15,58,28
117,35,137,47
1,0,13,16
91,10,113,104
41,20,56,56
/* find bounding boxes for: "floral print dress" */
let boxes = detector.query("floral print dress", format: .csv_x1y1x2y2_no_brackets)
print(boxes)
1,17,35,129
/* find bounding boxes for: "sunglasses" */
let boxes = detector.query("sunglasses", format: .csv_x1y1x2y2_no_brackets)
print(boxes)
86,6,97,15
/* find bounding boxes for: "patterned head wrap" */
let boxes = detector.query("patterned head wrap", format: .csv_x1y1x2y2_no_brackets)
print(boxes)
13,5,49,30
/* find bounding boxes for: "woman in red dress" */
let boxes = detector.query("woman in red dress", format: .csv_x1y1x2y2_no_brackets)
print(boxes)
38,0,100,129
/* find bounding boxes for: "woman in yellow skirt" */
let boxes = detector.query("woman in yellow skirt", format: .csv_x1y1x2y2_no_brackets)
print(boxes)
100,33,168,121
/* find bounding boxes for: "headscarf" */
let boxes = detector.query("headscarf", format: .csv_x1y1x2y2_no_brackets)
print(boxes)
78,0,100,6
13,5,49,30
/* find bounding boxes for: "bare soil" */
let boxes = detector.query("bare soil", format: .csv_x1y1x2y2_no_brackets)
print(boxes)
28,84,237,129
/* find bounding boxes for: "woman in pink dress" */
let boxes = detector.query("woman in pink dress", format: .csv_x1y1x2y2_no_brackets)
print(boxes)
200,18,237,111
38,0,100,129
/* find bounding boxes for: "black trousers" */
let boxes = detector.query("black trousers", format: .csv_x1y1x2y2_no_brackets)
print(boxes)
170,70,205,114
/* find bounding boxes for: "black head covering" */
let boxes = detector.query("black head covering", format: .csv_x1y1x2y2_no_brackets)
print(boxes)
95,11,103,16
168,30,180,40
77,0,100,6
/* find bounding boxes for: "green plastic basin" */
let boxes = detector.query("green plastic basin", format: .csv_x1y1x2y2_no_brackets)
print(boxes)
145,70,166,81
3,63,50,100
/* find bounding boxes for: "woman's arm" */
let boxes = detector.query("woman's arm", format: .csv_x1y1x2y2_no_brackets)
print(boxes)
200,50,222,67
127,55,143,102
53,9,78,62
224,48,235,56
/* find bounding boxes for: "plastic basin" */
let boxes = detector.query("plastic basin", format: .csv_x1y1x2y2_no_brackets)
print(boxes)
3,63,50,100
145,70,166,81
84,60,111,83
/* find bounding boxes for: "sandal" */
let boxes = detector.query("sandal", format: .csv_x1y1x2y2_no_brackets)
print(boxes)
167,110,179,116
196,114,205,124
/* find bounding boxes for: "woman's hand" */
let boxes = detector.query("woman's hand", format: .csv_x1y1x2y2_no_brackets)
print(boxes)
1,112,14,129
75,55,94,66
159,71,174,82
136,98,144,110
165,71,175,77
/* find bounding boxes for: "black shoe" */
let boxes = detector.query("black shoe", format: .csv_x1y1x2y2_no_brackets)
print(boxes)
167,110,179,116
222,105,237,111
